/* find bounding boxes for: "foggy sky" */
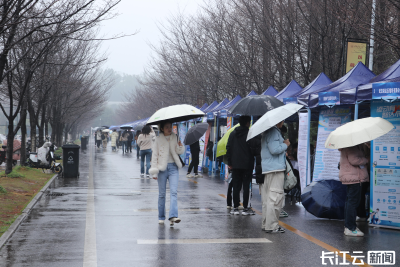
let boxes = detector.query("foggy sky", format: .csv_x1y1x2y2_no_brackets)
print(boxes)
99,0,203,75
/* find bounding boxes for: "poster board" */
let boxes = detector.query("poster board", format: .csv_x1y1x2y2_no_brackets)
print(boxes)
313,106,352,182
346,40,368,73
298,112,310,191
178,122,188,162
369,100,400,229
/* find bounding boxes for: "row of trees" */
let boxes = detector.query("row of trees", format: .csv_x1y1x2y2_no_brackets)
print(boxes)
120,0,400,121
0,0,121,174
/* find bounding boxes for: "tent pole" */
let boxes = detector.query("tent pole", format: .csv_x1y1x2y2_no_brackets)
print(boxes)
306,107,311,186
355,101,359,120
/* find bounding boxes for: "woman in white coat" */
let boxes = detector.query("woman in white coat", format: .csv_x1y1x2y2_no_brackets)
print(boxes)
149,121,185,226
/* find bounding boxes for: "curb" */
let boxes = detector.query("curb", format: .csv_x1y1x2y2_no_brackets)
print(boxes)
0,173,59,249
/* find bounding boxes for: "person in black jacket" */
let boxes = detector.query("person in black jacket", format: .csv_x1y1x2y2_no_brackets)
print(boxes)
226,116,255,216
187,140,202,178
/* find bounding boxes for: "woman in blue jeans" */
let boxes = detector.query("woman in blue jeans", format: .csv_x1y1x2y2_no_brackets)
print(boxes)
149,121,185,226
137,126,155,177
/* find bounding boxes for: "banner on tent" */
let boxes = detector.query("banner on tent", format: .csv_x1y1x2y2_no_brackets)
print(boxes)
298,112,310,191
173,125,178,135
346,40,368,73
313,106,352,182
198,117,209,171
370,100,400,229
372,82,400,100
283,97,298,104
318,92,340,106
220,109,228,118
185,123,194,165
207,112,214,120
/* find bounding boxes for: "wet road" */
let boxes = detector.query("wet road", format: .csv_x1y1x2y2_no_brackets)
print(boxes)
0,140,399,267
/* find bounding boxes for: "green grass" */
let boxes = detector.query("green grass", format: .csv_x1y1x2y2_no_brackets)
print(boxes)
0,185,6,194
0,170,25,178
54,147,63,158
74,139,81,145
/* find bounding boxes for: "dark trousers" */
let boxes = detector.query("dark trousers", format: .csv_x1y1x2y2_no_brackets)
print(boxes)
232,169,252,209
187,152,199,174
345,183,361,231
227,181,234,206
356,182,369,218
136,144,140,159
96,140,101,148
127,141,132,152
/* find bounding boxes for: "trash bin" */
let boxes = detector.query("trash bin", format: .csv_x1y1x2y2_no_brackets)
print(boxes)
81,136,87,150
62,144,80,178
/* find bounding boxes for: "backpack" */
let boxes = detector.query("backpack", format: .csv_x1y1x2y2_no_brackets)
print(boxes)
101,133,105,140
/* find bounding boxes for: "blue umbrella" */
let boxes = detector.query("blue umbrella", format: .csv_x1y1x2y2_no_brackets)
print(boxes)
301,180,347,219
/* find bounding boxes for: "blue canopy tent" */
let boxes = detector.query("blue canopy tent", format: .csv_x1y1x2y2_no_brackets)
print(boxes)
296,73,333,104
275,80,303,101
247,90,257,96
203,101,219,113
207,98,230,115
199,103,209,111
262,86,278,96
340,59,400,110
306,62,375,108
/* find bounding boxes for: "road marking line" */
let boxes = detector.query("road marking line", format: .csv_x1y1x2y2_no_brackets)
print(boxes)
133,208,211,212
137,238,272,244
218,193,371,266
83,143,97,267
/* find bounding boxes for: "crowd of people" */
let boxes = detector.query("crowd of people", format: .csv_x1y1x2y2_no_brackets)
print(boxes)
94,117,370,236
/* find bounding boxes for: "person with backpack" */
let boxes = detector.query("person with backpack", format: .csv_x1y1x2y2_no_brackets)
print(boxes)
260,120,290,233
96,130,102,148
127,131,133,153
102,132,108,148
120,130,128,154
226,116,255,216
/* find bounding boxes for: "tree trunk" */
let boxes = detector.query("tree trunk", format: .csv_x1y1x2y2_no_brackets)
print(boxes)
20,102,27,166
30,114,36,152
5,120,14,174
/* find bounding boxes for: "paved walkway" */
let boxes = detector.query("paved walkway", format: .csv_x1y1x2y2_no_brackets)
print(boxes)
0,140,399,266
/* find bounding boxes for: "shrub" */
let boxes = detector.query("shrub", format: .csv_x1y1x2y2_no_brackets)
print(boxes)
0,185,6,194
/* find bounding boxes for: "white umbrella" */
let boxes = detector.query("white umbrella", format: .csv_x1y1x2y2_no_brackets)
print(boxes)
146,104,205,125
246,103,303,141
102,129,111,133
325,117,394,149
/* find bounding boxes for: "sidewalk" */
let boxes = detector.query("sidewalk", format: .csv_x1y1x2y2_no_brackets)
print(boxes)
0,142,399,267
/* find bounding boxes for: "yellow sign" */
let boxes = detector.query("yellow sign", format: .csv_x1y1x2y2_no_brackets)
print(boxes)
346,42,367,73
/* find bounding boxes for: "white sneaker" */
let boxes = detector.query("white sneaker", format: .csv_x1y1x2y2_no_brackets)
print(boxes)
186,174,194,178
158,220,164,224
169,217,181,226
344,227,364,237
194,173,202,178
238,206,244,210
140,174,144,178
146,174,150,178
227,206,232,209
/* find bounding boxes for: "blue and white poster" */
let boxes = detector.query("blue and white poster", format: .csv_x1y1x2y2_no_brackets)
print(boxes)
372,82,400,100
313,106,352,182
370,100,400,229
178,123,188,162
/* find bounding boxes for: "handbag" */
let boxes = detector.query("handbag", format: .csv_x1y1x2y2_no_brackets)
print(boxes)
284,159,297,190
176,135,185,167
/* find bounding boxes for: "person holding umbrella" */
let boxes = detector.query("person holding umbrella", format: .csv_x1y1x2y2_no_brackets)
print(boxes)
184,123,208,178
110,130,119,151
226,115,255,216
339,145,369,237
324,117,394,236
149,120,185,226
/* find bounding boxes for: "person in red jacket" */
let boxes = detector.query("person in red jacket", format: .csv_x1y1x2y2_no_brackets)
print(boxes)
339,144,369,237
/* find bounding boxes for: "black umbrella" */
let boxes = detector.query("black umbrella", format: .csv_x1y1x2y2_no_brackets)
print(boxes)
120,125,133,130
102,125,110,129
183,123,209,145
301,180,347,219
228,95,284,116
